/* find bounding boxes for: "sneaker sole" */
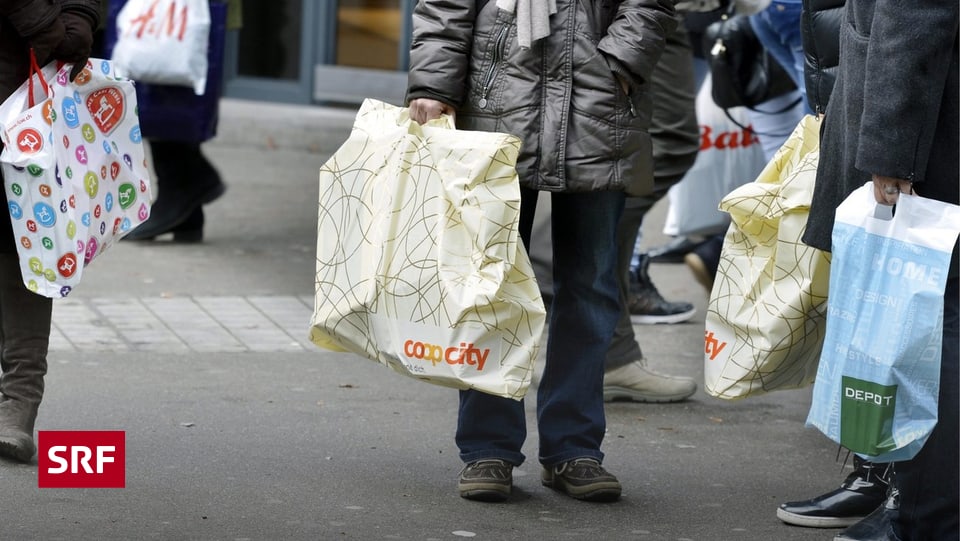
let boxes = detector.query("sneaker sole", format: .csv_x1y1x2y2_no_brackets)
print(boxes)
459,487,510,502
776,507,865,528
542,477,621,502
630,307,697,325
602,385,696,403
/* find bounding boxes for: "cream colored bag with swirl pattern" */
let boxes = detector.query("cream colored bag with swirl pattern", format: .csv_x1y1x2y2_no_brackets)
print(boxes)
310,99,545,400
704,115,830,399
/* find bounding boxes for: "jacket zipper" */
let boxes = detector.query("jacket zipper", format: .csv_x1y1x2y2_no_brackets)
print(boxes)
478,25,510,109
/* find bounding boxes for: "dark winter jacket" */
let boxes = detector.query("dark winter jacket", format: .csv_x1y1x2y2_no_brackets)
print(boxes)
803,0,959,253
800,0,842,114
0,0,102,253
406,0,677,196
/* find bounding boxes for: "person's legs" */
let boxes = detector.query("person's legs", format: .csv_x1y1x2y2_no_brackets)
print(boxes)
454,189,540,501
0,253,53,462
537,189,624,501
893,277,959,540
537,189,623,465
604,176,698,402
126,140,225,241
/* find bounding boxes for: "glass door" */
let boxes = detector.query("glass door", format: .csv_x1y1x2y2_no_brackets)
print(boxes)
313,0,412,106
224,0,317,104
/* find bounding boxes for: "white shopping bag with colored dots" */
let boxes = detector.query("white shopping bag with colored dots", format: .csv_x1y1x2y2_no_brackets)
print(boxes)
0,55,152,298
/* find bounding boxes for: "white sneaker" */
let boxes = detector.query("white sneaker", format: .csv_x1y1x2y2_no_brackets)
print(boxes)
603,359,697,403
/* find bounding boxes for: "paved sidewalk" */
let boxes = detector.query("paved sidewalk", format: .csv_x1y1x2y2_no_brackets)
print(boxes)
51,295,315,353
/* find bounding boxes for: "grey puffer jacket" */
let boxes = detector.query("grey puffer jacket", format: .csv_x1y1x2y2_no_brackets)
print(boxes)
407,0,677,196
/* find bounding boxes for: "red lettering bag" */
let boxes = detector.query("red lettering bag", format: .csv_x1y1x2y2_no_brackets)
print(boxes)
111,0,212,95
663,74,767,237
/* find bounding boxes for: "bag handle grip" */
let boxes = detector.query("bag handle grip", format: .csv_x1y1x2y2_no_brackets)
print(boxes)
27,48,50,108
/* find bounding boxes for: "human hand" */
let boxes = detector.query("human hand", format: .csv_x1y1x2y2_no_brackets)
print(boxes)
26,16,66,66
408,98,456,125
872,174,913,206
53,11,96,82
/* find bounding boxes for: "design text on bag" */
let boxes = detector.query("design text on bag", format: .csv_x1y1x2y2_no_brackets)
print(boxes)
704,330,727,361
403,340,489,371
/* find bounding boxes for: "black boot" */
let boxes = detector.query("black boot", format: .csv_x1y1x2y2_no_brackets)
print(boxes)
777,457,892,528
124,141,224,241
833,485,899,541
0,254,52,462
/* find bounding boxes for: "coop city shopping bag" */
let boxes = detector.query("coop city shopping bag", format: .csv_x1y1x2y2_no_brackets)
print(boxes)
0,56,152,298
111,0,212,95
806,183,960,461
704,115,830,399
310,99,546,400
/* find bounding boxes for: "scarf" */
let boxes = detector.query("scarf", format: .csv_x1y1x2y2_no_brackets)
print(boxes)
495,0,558,49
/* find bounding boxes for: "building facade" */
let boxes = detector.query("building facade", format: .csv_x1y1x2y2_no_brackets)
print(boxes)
225,0,411,106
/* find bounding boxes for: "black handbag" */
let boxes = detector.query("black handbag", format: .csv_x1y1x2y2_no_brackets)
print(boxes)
703,11,799,109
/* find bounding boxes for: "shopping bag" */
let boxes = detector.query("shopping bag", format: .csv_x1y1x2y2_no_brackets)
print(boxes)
105,0,228,142
663,75,768,237
704,115,830,399
0,55,152,298
310,99,546,400
111,0,212,95
806,183,960,461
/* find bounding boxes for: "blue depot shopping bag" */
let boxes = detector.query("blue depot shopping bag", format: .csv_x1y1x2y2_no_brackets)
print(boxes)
806,183,960,462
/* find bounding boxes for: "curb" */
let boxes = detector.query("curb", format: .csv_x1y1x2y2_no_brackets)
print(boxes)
210,98,358,154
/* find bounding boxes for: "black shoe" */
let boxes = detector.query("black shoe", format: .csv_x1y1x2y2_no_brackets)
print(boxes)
684,234,724,292
542,458,621,502
628,254,696,324
126,141,225,241
127,207,205,243
645,236,704,263
458,459,512,502
778,459,892,528
833,487,899,541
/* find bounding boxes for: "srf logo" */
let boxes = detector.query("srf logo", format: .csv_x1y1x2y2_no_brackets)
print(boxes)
38,431,125,488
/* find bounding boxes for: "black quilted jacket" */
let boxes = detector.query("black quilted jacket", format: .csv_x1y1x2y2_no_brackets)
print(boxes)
800,0,843,115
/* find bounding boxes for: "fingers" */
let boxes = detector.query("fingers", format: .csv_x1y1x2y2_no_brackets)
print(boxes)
69,59,88,82
872,175,913,206
408,98,454,125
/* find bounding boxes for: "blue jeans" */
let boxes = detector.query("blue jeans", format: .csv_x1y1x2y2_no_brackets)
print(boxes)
894,277,959,540
456,188,625,467
749,1,814,115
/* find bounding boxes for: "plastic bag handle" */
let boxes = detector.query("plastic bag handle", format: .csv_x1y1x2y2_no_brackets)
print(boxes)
27,48,50,108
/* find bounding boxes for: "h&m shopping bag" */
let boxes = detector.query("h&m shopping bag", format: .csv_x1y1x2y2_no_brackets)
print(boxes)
806,183,960,461
662,75,768,237
0,56,152,298
105,0,228,142
111,0,212,95
704,115,831,399
310,99,546,400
